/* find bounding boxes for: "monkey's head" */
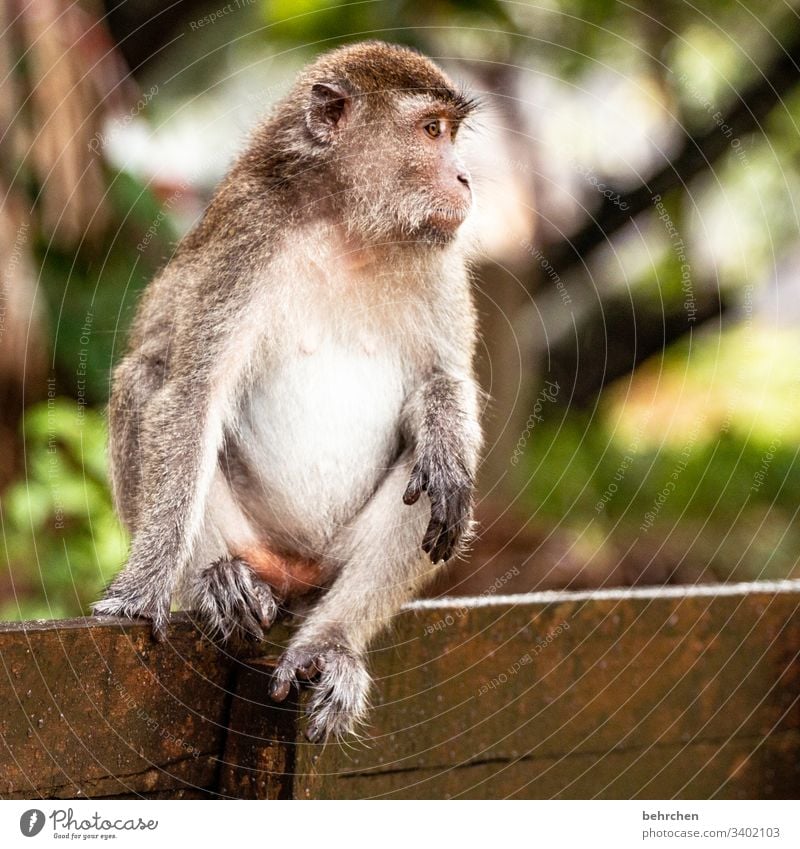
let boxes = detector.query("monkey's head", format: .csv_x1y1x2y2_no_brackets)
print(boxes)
277,41,478,245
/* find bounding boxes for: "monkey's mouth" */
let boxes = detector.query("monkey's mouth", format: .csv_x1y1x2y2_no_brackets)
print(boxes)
425,205,470,230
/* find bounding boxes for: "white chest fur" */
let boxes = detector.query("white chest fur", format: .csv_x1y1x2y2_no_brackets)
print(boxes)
235,313,410,549
224,228,445,550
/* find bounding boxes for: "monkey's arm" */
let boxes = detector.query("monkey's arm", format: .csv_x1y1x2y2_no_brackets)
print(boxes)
400,369,482,562
94,377,228,637
94,264,262,638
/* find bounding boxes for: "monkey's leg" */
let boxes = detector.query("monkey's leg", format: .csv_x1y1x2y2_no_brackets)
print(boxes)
270,371,480,741
180,463,337,641
178,472,279,641
270,454,444,742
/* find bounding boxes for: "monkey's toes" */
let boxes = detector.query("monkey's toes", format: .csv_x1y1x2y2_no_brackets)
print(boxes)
269,646,322,702
193,557,278,642
402,461,428,505
92,586,170,641
305,648,371,742
270,643,371,742
404,450,474,563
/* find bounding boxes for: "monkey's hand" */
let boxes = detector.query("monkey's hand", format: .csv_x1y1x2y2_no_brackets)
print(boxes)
92,571,172,642
270,638,371,743
402,447,474,563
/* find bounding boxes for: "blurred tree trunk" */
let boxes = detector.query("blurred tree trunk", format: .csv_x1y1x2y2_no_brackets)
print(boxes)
474,262,541,518
540,22,800,278
0,192,45,488
0,0,133,489
461,65,542,523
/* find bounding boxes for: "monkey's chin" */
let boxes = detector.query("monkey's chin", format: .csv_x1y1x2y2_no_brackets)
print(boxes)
412,207,469,244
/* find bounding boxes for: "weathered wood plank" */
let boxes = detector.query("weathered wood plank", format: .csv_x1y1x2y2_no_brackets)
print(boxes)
302,730,800,799
217,658,297,799
1,582,799,799
292,583,800,799
0,614,267,799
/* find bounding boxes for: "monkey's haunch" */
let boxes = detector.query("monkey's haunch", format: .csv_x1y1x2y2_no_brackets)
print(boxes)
240,545,326,600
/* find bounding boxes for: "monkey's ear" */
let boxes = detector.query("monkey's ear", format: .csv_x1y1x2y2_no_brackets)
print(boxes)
306,81,351,144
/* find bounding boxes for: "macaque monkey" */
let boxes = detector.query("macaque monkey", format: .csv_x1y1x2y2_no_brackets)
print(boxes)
95,41,482,741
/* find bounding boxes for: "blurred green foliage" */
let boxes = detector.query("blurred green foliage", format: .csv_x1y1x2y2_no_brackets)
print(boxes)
1,400,126,620
518,325,800,582
37,171,177,406
260,0,515,52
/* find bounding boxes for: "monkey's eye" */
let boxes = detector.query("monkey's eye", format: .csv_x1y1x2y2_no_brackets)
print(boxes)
423,119,445,139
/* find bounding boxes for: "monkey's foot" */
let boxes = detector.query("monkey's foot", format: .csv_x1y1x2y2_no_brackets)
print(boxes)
192,557,278,643
92,581,171,642
269,641,371,742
